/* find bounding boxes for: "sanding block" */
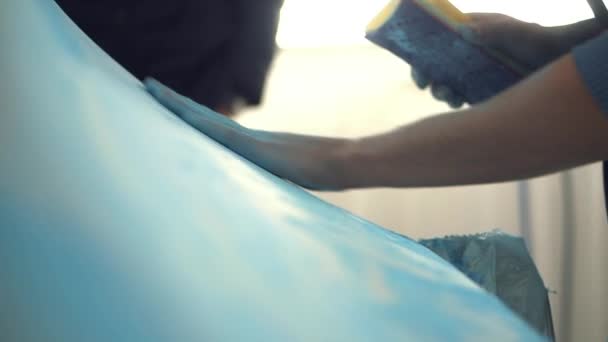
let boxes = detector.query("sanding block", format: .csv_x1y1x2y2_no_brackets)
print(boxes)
366,0,527,104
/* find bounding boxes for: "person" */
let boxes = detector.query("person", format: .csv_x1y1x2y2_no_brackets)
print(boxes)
56,0,284,116
142,4,608,337
143,4,608,208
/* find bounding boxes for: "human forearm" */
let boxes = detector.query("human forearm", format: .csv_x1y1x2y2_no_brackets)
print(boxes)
145,55,608,192
343,54,608,188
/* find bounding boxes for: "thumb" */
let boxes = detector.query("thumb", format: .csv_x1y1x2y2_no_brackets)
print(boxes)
465,13,519,50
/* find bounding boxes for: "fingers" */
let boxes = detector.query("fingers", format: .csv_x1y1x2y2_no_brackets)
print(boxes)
144,77,248,146
431,84,464,109
465,13,529,51
467,12,511,24
447,97,465,109
412,68,465,108
465,16,500,47
144,78,241,131
145,77,203,118
411,68,430,89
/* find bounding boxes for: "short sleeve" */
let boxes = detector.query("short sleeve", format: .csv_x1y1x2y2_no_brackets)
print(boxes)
573,31,608,115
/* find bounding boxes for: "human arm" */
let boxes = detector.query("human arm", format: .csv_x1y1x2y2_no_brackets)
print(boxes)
145,77,350,190
347,54,608,188
145,51,608,190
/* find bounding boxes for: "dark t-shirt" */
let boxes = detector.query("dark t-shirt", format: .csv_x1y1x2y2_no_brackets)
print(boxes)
55,0,284,109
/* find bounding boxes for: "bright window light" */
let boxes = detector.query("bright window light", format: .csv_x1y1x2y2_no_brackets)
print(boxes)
277,0,593,48
276,0,389,48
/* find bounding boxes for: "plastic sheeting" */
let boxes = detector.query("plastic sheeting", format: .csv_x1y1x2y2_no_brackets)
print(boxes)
421,231,554,338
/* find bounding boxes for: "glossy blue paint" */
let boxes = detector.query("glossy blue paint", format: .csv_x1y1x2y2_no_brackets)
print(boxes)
0,1,544,341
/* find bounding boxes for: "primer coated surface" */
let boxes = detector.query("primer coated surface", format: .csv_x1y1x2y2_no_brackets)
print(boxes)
0,1,543,341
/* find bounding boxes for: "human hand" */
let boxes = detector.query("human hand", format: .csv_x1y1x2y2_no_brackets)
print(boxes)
144,78,352,191
412,13,567,108
465,13,568,70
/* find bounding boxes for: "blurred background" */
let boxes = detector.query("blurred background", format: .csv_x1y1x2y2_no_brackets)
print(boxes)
238,0,608,341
